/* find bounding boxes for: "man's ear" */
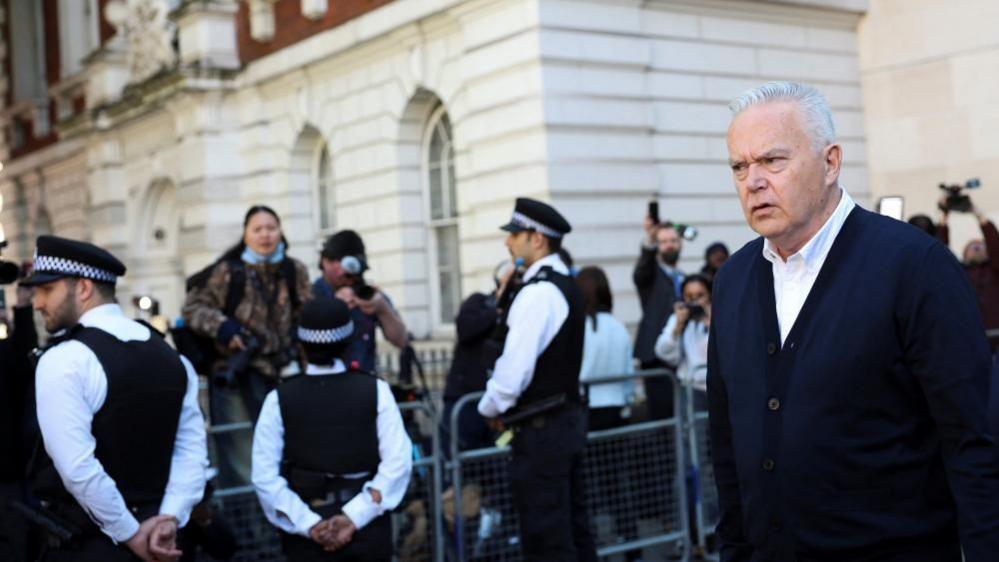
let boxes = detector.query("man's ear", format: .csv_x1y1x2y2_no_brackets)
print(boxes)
824,143,842,187
74,277,94,304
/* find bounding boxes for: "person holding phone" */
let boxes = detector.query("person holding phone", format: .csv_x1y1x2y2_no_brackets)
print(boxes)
633,200,685,419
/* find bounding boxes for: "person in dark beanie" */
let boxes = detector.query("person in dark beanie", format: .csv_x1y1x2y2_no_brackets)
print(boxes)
700,242,729,282
252,296,412,561
313,230,407,372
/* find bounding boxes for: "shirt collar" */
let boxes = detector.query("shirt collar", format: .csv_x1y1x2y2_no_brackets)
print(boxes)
306,359,347,376
78,303,125,326
522,252,568,282
762,188,855,269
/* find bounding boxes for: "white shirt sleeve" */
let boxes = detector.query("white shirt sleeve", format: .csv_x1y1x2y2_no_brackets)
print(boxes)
478,281,568,418
578,318,598,383
654,314,682,367
342,380,413,530
35,342,140,544
158,356,209,527
251,390,322,537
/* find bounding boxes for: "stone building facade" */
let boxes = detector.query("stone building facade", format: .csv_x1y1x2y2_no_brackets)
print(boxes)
0,0,870,341
860,0,999,255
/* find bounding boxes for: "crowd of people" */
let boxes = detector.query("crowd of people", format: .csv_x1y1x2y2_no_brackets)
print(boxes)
1,79,999,562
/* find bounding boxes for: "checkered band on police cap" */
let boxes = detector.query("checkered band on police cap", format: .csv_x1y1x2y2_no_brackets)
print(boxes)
297,321,354,344
33,252,119,284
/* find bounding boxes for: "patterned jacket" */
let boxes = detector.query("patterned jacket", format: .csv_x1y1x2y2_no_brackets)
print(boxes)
182,257,313,378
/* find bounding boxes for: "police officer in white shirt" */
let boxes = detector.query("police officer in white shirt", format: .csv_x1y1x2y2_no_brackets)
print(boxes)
252,296,412,561
478,198,597,562
21,235,208,562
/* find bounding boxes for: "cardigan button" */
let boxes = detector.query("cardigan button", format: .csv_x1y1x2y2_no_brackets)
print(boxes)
767,398,781,411
762,458,775,471
767,342,777,355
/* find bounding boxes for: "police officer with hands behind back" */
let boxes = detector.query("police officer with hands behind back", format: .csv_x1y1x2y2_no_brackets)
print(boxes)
478,198,598,562
252,296,412,561
22,235,209,561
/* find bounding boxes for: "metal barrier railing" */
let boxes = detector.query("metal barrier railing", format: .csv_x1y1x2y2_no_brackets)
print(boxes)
395,400,446,562
447,369,691,561
685,385,719,561
202,398,445,562
197,368,713,562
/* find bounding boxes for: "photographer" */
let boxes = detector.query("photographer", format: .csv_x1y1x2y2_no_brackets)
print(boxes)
633,213,684,419
313,230,407,372
182,205,312,487
0,276,37,562
654,274,711,395
439,260,515,458
937,195,999,349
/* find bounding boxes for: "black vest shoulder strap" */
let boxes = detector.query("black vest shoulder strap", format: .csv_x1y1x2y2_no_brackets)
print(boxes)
224,257,246,317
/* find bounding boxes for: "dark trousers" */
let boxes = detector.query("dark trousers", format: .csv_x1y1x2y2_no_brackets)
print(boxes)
0,482,27,562
509,405,597,562
440,398,495,461
210,367,275,488
281,514,392,562
640,359,675,420
40,534,139,561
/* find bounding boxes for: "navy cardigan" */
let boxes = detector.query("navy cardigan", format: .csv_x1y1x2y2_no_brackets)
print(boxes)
708,206,999,562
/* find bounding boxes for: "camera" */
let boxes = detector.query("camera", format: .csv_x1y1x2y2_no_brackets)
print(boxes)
340,255,376,300
676,224,698,242
213,332,260,387
0,242,20,285
938,178,981,213
686,302,706,321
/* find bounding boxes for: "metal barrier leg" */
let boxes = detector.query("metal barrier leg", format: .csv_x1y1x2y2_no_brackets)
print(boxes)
674,377,692,562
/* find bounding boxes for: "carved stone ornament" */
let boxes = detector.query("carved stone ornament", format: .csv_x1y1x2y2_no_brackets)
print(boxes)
105,0,177,84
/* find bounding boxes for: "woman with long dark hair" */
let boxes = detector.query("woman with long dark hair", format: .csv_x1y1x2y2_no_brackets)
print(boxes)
182,205,312,487
576,266,634,431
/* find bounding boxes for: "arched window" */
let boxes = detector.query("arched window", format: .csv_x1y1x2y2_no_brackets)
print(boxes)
289,125,332,242
424,105,461,325
316,144,335,234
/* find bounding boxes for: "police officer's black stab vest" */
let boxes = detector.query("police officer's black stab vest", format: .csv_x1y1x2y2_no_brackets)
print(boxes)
504,265,586,415
32,326,187,517
277,371,380,479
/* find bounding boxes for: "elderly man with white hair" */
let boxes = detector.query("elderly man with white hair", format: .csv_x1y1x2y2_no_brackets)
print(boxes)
706,81,999,562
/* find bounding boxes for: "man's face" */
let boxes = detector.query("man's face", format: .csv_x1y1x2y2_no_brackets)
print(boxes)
964,240,988,265
657,227,682,265
32,278,81,333
727,101,841,256
320,257,349,288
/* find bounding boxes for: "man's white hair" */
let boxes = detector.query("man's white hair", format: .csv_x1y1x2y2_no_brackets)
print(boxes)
729,81,836,150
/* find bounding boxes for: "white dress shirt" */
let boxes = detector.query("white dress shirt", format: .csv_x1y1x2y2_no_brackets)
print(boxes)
478,253,570,418
654,315,710,391
252,360,413,537
762,188,856,344
579,312,634,408
34,304,208,544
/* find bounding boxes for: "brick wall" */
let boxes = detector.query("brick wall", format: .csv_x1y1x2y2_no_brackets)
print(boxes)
236,0,394,64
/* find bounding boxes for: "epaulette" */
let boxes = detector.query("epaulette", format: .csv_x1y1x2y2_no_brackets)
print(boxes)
346,360,380,379
29,324,85,366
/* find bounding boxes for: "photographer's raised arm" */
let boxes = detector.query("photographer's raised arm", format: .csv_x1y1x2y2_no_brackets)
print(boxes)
356,290,408,349
633,215,660,290
974,206,999,276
